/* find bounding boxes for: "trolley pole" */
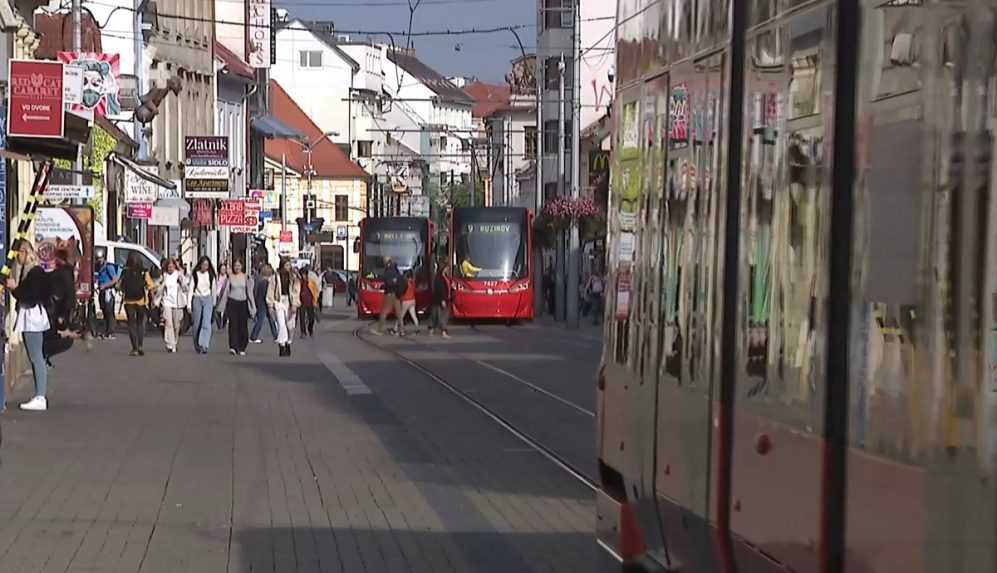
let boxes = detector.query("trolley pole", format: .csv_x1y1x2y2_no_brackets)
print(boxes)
566,1,581,328
554,52,567,322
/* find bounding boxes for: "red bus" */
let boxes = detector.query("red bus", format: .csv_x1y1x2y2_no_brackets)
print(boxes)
448,207,533,321
356,217,433,318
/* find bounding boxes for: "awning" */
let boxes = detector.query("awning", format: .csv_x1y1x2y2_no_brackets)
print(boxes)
252,114,304,140
108,153,176,190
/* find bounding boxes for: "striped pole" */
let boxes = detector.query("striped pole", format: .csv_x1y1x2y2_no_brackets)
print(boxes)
1,160,53,279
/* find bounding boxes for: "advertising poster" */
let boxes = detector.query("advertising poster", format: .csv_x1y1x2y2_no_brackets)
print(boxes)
35,206,95,300
57,52,121,117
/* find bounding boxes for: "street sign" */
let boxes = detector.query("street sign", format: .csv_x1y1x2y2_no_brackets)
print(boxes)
7,59,64,139
127,203,152,219
45,184,95,201
184,136,230,198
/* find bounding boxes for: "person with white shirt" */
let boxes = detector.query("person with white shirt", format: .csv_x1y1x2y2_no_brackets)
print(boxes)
158,258,188,353
189,256,217,354
6,240,52,412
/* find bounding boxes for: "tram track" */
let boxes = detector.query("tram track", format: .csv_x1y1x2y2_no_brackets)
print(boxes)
353,327,597,491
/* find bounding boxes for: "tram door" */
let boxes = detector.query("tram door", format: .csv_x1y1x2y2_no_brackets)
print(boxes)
727,7,833,572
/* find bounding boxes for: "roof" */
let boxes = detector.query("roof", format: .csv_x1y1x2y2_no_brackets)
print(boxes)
214,41,255,80
265,81,367,179
386,49,474,105
464,81,511,118
293,19,360,71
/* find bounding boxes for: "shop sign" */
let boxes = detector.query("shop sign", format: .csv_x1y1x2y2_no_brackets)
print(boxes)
184,136,230,198
57,52,121,117
150,206,180,227
219,199,258,233
127,203,152,219
279,230,293,243
7,59,64,138
192,199,214,228
124,166,160,204
248,0,272,68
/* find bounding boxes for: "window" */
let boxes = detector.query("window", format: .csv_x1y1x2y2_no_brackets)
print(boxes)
334,195,348,221
544,0,572,29
299,50,322,68
543,120,571,152
357,140,373,158
439,136,448,150
264,168,275,190
524,126,538,158
440,172,449,187
544,56,572,90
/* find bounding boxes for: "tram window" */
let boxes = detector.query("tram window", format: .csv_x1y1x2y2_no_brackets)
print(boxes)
749,0,778,27
737,11,831,431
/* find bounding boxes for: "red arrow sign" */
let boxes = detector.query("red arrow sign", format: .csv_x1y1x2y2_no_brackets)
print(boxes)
7,60,64,139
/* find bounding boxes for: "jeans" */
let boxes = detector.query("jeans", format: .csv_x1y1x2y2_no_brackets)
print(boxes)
298,306,316,337
100,290,115,336
377,293,402,333
590,293,604,325
22,331,47,398
191,295,214,351
163,307,184,350
125,304,146,351
430,303,449,333
251,304,277,340
227,300,250,352
399,300,418,330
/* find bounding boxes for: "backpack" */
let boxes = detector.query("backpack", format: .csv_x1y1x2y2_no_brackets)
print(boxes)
121,268,147,300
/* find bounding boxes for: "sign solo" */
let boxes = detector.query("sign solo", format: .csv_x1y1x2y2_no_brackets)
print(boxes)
7,59,64,139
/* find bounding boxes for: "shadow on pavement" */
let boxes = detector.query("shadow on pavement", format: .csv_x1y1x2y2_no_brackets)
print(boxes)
234,526,603,573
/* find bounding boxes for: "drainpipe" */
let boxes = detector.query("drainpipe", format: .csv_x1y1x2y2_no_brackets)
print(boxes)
134,0,148,160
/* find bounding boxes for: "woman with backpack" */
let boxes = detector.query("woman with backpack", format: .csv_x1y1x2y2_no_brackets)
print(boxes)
189,256,217,354
121,252,155,357
267,258,301,357
219,259,255,356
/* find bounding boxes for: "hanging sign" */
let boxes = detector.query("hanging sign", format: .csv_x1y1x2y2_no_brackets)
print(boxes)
127,203,152,219
184,136,230,198
248,0,272,68
7,59,64,138
57,52,121,117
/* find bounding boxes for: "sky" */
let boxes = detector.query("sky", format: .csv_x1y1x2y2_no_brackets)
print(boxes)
282,0,536,83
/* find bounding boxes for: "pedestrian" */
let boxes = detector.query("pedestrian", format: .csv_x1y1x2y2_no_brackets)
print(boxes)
543,269,555,316
372,256,403,336
95,252,120,339
43,248,82,366
158,258,188,353
267,258,301,357
219,259,255,356
398,270,418,334
214,262,229,329
298,267,318,338
189,256,217,354
321,267,337,311
147,265,163,332
429,264,451,338
586,270,605,325
347,273,357,307
120,252,155,356
250,264,277,343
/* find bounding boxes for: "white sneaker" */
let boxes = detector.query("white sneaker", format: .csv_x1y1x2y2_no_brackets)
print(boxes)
20,396,47,411
250,339,263,344
238,351,246,356
229,349,237,355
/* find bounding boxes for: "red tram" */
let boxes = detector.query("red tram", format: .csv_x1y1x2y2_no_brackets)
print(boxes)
448,207,534,321
597,1,997,572
356,217,433,318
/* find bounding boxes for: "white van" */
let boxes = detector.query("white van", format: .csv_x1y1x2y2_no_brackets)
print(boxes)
94,241,162,320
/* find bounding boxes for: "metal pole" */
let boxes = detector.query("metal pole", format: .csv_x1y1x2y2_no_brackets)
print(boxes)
133,1,147,159
534,50,544,317
281,153,287,232
72,0,82,191
566,1,581,328
554,52,566,322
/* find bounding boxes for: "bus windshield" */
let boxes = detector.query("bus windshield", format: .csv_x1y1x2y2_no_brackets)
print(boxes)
363,229,424,278
454,221,526,280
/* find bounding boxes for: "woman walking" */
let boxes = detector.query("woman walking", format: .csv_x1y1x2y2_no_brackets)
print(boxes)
159,258,188,353
120,252,155,356
250,264,277,343
214,262,229,329
6,240,52,412
398,270,418,335
298,267,317,338
190,256,216,354
219,260,255,356
267,259,300,357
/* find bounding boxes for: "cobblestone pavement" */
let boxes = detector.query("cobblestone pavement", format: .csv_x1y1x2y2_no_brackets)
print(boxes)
0,309,601,573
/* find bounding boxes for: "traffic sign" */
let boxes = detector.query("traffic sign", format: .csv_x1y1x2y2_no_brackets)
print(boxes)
7,59,64,139
45,184,95,201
